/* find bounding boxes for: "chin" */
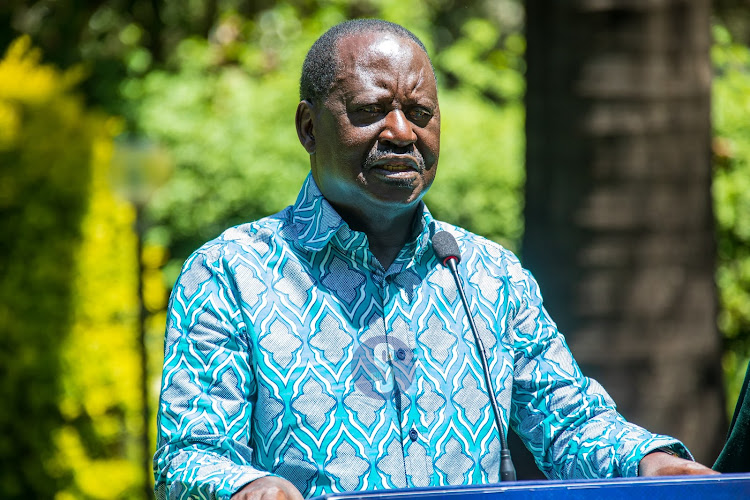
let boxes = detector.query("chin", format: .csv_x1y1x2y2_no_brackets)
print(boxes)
367,188,425,208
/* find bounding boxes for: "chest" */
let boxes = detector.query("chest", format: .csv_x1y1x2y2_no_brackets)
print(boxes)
235,250,518,494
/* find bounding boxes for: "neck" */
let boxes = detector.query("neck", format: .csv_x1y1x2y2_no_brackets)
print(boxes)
333,203,419,270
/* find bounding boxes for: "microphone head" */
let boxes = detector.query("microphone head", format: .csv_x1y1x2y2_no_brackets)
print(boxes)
432,230,461,265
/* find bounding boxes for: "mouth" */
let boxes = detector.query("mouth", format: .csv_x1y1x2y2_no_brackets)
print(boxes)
363,148,427,187
369,157,420,175
376,163,415,172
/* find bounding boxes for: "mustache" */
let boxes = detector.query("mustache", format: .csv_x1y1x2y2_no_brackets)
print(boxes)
364,147,426,172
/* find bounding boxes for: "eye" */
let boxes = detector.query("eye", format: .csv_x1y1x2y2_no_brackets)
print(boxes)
408,107,432,122
359,104,384,114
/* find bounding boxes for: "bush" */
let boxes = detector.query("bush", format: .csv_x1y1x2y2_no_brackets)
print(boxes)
0,37,139,499
52,125,145,499
0,36,95,498
712,25,750,416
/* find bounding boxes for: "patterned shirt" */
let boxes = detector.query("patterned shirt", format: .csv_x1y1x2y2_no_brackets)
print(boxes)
154,173,689,500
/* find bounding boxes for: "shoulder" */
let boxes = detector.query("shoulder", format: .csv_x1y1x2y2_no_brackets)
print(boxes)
184,207,294,272
430,220,536,300
432,220,521,269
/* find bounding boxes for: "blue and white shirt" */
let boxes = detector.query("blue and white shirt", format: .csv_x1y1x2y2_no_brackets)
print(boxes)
154,173,689,500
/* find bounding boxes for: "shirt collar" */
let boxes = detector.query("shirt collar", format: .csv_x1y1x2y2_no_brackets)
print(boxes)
291,172,437,263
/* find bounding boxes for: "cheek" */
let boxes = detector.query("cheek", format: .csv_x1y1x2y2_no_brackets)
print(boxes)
420,128,440,166
423,163,438,185
332,113,371,147
338,132,368,151
430,133,440,159
325,128,361,161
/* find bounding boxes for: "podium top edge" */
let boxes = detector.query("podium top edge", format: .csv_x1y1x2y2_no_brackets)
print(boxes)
311,473,750,500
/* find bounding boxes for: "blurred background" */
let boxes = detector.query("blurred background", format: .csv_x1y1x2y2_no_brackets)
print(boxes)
1,0,750,497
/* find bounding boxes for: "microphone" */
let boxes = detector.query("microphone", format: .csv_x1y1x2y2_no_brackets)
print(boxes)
432,230,517,482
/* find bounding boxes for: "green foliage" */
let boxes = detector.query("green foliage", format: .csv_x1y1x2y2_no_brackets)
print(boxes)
436,18,525,103
54,131,144,499
126,34,311,268
0,37,141,499
0,0,524,115
0,37,96,498
428,89,524,249
712,25,750,416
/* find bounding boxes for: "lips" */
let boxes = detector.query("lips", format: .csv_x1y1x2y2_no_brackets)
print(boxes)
375,161,417,172
370,160,420,183
369,156,421,173
363,147,427,184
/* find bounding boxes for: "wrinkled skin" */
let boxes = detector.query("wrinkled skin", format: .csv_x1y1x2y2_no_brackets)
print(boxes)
639,451,718,477
296,32,440,269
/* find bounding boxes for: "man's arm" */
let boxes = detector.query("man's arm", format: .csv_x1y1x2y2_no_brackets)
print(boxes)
502,252,706,478
155,247,287,499
639,451,718,476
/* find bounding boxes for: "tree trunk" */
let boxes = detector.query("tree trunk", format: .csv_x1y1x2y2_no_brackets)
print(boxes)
521,0,725,475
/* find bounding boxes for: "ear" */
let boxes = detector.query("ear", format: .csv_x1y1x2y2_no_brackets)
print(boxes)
295,100,316,154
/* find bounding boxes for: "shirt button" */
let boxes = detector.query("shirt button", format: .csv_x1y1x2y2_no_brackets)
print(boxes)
396,348,407,360
409,428,419,441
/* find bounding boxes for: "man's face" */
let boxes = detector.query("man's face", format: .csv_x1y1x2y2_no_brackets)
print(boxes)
308,32,440,224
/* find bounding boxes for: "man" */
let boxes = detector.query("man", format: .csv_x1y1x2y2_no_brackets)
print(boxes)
153,19,715,500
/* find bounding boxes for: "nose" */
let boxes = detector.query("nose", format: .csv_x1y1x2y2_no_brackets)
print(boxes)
380,109,417,148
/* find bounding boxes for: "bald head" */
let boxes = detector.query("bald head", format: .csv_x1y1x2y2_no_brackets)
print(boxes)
299,19,435,106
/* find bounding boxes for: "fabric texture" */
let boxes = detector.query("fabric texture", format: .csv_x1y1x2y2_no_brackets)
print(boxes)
154,173,690,500
714,362,750,472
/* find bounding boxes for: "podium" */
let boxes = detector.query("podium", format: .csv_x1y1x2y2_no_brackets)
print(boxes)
313,474,750,500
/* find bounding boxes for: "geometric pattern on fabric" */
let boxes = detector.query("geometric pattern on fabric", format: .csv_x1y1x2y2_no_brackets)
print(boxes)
154,173,691,500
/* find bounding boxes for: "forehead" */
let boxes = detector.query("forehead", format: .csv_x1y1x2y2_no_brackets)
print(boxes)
331,32,434,93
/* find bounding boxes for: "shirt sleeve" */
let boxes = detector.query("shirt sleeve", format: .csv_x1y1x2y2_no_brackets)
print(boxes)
503,253,692,479
154,246,272,500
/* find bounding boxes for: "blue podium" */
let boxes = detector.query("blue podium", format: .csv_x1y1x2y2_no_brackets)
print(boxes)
313,474,750,500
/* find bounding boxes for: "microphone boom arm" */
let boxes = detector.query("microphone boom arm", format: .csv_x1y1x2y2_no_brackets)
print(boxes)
444,256,517,482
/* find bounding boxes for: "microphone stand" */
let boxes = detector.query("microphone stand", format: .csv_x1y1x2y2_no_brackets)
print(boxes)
443,256,517,482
